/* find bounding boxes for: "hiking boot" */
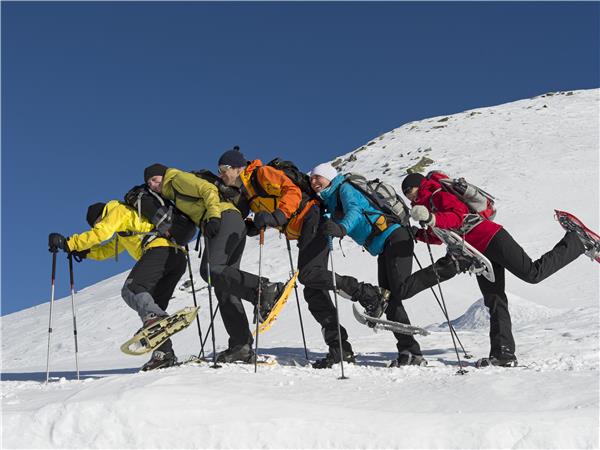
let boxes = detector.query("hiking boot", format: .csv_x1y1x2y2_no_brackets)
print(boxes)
216,344,256,364
475,355,518,368
141,349,177,371
446,251,475,274
257,281,284,322
557,214,600,261
389,350,428,367
312,342,356,369
336,277,389,319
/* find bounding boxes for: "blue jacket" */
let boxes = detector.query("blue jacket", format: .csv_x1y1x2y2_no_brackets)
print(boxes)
319,174,400,256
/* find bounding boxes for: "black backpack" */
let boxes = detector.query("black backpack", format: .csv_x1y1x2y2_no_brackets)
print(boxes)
123,184,197,246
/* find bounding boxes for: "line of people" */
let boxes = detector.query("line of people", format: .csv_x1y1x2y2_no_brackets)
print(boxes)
48,147,598,371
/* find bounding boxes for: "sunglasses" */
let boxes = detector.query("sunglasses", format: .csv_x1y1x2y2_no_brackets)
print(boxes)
217,165,232,174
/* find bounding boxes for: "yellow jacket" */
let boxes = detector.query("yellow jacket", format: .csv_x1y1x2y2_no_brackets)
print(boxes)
160,168,238,225
66,200,175,261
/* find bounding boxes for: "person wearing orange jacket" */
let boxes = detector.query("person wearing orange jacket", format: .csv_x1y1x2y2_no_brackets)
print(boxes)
218,147,389,369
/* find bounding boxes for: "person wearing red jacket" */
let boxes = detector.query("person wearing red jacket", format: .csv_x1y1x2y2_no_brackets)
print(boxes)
401,172,592,367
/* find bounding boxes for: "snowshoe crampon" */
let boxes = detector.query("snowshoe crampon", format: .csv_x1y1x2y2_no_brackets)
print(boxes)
120,306,199,356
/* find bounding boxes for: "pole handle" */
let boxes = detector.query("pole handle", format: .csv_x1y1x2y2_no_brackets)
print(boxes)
259,229,265,245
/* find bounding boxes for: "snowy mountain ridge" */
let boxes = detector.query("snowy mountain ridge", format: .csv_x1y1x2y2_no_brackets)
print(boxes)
2,89,598,449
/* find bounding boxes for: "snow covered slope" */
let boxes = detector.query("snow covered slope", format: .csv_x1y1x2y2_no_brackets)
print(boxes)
2,89,598,449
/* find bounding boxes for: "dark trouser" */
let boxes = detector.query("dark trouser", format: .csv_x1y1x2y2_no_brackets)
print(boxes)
121,246,187,353
199,210,258,348
297,206,350,348
480,228,585,358
379,227,459,355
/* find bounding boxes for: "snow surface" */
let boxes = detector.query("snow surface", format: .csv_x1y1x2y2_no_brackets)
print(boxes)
2,89,599,449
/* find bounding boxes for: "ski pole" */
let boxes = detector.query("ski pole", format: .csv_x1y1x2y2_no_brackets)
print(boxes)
328,237,348,380
203,234,221,369
199,303,220,356
422,227,467,375
286,239,309,361
67,254,80,380
45,250,58,384
185,245,205,358
406,226,471,359
254,229,265,374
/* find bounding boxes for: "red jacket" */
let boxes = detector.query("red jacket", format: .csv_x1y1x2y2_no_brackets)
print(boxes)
413,177,502,253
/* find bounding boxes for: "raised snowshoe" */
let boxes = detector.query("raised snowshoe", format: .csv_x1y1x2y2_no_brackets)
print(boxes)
431,227,495,282
120,307,199,355
141,349,177,371
216,344,256,364
254,271,299,335
555,210,600,263
389,350,428,367
312,342,356,369
352,303,430,336
475,355,518,368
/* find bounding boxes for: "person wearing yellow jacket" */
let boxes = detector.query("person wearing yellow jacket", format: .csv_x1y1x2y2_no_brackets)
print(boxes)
48,200,186,371
144,163,285,364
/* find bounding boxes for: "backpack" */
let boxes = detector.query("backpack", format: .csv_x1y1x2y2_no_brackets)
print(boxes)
335,173,410,248
192,169,250,217
249,158,318,214
425,171,496,220
123,184,197,246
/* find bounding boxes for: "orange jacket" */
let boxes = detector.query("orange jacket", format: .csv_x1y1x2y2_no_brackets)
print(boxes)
240,160,318,240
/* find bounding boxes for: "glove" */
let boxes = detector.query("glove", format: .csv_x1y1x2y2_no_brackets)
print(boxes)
405,225,420,240
253,209,287,229
321,220,347,238
245,219,261,237
410,205,435,227
203,218,221,239
71,249,90,262
48,233,68,252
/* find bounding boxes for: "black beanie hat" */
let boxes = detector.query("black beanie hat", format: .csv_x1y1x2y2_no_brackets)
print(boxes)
401,173,425,194
218,146,247,168
87,202,106,227
144,163,168,183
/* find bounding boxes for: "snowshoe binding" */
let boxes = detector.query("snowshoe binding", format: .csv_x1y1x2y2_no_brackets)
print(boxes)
475,355,518,368
216,344,256,364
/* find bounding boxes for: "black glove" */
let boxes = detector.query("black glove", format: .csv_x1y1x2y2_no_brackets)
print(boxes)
48,233,68,252
253,209,287,229
321,220,347,238
406,225,420,240
245,219,261,237
71,249,90,262
203,218,221,239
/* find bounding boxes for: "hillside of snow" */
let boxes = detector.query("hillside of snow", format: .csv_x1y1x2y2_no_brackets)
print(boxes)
2,89,599,449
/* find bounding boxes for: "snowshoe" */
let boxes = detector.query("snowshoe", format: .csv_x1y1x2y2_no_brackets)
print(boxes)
216,344,256,364
352,303,430,336
257,281,285,322
555,210,600,263
475,355,518,368
431,227,495,282
389,350,428,367
312,342,356,369
253,271,299,335
141,349,177,371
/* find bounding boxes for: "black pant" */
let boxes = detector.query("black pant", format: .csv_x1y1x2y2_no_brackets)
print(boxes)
296,206,350,348
379,227,459,355
122,246,187,353
199,210,258,348
480,228,585,358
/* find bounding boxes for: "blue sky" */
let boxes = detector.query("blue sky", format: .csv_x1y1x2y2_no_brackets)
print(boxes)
2,2,599,315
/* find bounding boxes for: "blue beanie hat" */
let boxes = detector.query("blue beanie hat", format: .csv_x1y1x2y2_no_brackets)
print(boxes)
218,146,247,168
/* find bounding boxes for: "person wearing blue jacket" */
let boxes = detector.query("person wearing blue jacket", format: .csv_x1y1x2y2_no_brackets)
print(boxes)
310,163,460,366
